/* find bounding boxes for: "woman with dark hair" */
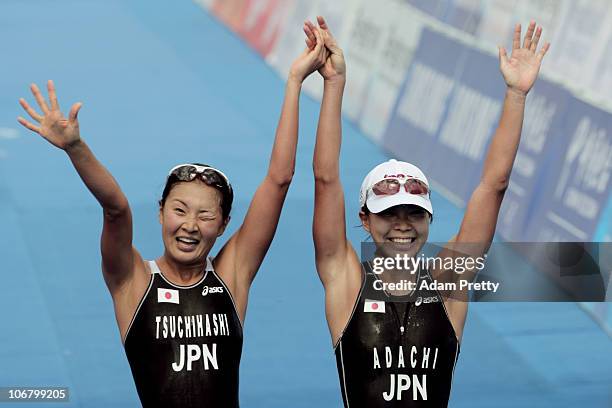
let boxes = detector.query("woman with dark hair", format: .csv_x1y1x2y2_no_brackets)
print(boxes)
16,28,328,407
306,17,549,407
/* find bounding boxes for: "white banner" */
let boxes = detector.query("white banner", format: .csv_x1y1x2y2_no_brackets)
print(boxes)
359,4,425,141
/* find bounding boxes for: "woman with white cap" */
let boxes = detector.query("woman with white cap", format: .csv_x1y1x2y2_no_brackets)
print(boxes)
306,17,549,407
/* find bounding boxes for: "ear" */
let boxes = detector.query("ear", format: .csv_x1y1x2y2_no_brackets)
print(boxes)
159,206,164,225
359,211,371,233
217,215,231,237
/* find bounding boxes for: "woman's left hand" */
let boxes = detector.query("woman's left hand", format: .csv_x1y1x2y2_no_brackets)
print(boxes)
499,21,550,95
304,16,346,83
288,28,329,83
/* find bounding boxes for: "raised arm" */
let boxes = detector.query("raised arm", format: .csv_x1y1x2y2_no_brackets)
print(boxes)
455,22,550,252
217,31,329,291
305,17,353,287
438,23,550,339
18,81,136,292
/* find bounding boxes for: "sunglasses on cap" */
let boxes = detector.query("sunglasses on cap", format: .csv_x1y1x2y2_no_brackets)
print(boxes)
371,177,429,197
168,164,231,191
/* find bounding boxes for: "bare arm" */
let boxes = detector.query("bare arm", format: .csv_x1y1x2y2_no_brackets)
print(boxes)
438,22,550,339
217,32,329,292
306,18,353,287
313,80,349,280
18,81,135,292
455,22,550,253
455,89,527,249
307,17,367,345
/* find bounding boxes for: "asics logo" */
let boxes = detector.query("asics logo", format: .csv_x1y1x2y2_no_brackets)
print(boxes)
201,286,224,296
415,295,439,306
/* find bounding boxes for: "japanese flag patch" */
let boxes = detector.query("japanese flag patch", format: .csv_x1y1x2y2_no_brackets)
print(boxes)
158,288,179,304
364,299,385,313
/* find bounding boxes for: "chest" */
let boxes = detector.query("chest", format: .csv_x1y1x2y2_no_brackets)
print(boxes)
130,272,242,343
346,272,457,351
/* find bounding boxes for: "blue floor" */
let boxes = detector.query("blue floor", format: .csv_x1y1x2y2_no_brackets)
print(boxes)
0,1,610,407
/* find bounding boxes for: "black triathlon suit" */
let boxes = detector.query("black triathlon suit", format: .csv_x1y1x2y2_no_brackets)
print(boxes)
335,262,460,407
124,259,243,407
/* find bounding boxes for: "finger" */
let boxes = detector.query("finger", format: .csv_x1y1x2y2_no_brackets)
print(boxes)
322,47,330,66
68,102,82,123
530,26,542,52
537,42,550,61
305,20,317,36
316,28,334,53
303,25,314,43
317,15,330,33
47,79,60,111
313,29,323,53
303,22,316,44
512,23,521,50
498,46,509,65
316,29,327,55
319,34,330,64
30,83,50,113
18,98,43,122
318,15,339,46
314,32,326,69
304,33,315,50
523,20,536,49
321,29,331,44
17,116,41,134
318,41,329,66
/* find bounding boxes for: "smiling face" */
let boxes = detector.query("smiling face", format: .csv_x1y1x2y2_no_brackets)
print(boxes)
360,204,430,258
159,180,229,266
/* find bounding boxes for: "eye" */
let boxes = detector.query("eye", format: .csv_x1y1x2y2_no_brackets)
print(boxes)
174,208,185,214
409,210,427,219
198,212,216,221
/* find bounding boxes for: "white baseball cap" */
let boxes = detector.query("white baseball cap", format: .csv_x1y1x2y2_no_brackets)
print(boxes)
359,159,433,215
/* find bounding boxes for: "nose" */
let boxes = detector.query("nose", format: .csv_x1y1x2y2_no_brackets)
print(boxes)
393,217,413,231
181,216,199,233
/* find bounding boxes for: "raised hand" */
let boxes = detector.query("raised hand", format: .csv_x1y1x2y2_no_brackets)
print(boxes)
499,21,550,95
304,16,346,82
288,28,330,83
18,80,83,150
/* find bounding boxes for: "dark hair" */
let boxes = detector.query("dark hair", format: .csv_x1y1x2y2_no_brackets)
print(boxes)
360,205,370,215
159,163,233,221
360,204,433,224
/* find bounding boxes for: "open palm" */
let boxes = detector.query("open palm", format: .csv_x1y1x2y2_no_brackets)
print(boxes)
18,80,82,150
499,22,550,94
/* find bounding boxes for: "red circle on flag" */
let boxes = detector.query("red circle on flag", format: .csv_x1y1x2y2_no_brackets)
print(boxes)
165,292,171,299
372,303,378,310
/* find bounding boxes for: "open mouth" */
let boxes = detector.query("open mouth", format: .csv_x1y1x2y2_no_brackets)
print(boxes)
388,237,416,244
176,237,200,251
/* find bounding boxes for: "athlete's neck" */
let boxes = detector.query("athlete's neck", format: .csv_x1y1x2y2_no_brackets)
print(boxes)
156,254,207,285
372,258,419,297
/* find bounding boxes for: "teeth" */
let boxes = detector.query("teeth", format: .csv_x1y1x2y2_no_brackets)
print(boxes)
177,237,198,244
390,238,415,243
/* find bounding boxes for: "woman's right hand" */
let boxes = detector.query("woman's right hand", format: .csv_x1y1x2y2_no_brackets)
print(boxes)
18,80,83,150
288,28,329,83
304,16,346,83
